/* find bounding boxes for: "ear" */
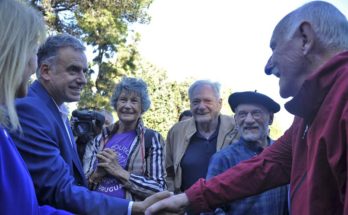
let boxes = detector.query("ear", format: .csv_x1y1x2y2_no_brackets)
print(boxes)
298,21,316,55
218,98,223,109
233,114,239,129
268,113,274,125
39,64,51,81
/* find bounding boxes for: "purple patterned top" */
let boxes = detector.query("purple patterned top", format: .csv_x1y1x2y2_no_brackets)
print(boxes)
96,130,136,198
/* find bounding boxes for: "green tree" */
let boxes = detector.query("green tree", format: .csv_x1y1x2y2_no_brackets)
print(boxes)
140,70,191,137
78,36,142,110
29,0,153,109
77,34,192,137
269,119,284,139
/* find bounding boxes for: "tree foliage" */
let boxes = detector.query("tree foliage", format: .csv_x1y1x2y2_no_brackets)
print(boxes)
78,34,191,137
28,0,285,137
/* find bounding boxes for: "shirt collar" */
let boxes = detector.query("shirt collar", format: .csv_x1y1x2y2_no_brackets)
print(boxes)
52,100,69,119
241,136,272,154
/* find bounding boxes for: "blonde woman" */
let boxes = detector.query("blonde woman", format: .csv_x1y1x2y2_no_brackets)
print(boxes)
0,0,70,214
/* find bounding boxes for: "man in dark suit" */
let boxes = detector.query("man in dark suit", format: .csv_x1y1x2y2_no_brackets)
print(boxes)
11,34,169,215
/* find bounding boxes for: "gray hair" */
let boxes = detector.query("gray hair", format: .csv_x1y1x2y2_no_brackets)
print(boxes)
110,77,151,113
188,80,221,100
36,34,85,78
274,1,348,52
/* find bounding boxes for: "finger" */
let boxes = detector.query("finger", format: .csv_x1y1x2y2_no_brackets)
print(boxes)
101,154,118,163
97,162,111,168
96,154,109,161
102,148,114,155
144,192,174,214
103,148,115,154
99,150,113,158
145,191,172,206
145,199,169,215
100,150,117,159
107,149,118,159
145,193,188,214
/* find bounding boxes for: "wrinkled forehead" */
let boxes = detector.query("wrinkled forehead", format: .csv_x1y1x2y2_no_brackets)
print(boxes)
192,84,218,98
56,47,88,67
270,26,283,49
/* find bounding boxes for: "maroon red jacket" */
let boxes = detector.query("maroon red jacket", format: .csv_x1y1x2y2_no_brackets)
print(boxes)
186,51,348,215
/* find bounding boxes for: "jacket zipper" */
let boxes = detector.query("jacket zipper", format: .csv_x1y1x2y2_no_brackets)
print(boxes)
302,124,309,139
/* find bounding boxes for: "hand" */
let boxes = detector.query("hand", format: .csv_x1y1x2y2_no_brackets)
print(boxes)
145,193,190,215
97,148,130,183
96,148,120,174
93,166,107,179
131,191,173,215
88,166,107,190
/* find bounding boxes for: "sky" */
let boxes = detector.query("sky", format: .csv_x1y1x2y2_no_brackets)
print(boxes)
133,0,348,131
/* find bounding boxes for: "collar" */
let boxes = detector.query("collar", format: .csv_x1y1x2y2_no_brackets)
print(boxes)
103,118,145,138
242,136,272,154
285,51,348,122
53,100,69,119
194,115,221,139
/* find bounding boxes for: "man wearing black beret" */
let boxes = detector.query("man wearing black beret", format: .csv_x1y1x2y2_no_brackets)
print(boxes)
205,91,288,215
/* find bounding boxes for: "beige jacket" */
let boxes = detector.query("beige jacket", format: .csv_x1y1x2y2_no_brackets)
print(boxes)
165,114,238,193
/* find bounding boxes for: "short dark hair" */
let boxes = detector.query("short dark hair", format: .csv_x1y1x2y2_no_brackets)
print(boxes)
37,34,85,78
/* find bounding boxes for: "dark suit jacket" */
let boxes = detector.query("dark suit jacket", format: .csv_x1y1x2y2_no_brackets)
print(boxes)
11,81,129,215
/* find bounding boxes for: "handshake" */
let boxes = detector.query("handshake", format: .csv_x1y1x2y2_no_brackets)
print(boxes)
133,192,190,215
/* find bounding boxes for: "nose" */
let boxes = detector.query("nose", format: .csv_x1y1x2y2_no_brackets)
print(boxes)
78,71,87,85
196,101,207,110
245,112,255,123
124,100,132,108
265,56,273,75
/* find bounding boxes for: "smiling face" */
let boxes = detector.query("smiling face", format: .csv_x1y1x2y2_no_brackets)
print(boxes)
190,84,222,125
41,47,87,105
115,90,142,128
234,104,272,142
264,20,316,99
265,34,310,98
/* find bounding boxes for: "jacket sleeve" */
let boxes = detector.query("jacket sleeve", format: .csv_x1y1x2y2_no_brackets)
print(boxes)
165,126,175,192
344,110,348,214
124,131,167,199
185,125,293,213
12,100,129,215
83,134,103,178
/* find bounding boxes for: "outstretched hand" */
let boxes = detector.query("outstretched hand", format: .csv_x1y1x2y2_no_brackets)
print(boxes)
144,193,190,215
131,191,173,215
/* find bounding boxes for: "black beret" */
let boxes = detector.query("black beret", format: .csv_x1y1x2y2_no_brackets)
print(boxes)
228,91,280,113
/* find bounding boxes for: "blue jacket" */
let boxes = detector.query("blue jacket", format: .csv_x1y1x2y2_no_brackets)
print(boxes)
0,126,71,215
11,81,129,215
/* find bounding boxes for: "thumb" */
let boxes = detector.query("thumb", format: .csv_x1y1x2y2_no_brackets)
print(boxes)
144,191,172,207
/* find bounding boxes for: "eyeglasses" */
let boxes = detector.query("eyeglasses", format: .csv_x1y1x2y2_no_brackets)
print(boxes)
235,110,265,120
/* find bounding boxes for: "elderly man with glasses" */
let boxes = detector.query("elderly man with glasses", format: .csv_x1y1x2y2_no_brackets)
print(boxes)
205,91,289,215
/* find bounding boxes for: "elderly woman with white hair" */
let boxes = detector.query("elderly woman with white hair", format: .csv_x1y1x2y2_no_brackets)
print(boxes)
84,76,166,201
